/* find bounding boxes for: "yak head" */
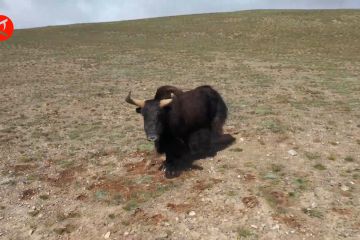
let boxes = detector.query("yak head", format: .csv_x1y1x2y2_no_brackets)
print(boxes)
125,91,173,142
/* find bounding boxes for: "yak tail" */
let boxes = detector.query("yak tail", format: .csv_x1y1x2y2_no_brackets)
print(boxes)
211,91,228,136
211,90,236,148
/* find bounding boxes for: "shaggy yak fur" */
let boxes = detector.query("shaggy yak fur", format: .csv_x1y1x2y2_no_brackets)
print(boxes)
126,85,228,177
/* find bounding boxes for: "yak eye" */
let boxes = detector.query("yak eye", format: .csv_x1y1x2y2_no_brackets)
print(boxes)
136,107,142,114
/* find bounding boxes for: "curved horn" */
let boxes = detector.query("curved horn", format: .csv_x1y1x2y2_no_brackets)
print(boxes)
160,93,175,108
159,99,173,108
125,91,145,108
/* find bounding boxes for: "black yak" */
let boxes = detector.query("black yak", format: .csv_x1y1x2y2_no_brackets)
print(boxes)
125,85,229,177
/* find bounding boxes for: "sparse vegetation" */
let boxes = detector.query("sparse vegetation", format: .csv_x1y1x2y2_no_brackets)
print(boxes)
137,142,154,152
255,106,273,115
1,9,359,240
294,178,308,191
95,190,108,200
39,194,50,200
123,199,139,211
305,151,321,160
227,190,237,197
313,163,327,170
261,119,286,133
271,164,284,173
327,153,336,161
237,227,253,239
302,208,324,219
344,156,355,162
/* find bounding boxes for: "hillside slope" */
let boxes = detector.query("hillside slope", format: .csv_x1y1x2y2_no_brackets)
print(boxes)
1,10,360,240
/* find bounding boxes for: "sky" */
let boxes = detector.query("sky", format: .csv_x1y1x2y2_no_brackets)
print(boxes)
1,0,359,29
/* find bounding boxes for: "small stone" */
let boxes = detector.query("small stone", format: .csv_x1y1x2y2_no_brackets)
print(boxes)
239,138,244,142
157,232,168,238
237,175,241,178
188,211,196,216
29,229,34,235
104,231,110,239
288,150,297,156
272,224,280,230
341,185,350,191
124,231,129,236
251,225,258,229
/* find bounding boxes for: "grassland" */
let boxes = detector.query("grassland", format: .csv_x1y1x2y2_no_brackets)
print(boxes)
0,10,359,239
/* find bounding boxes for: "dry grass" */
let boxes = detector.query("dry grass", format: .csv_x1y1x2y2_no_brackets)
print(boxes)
0,9,360,240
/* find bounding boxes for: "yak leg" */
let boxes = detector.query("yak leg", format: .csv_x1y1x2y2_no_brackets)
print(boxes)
163,153,177,178
188,129,211,155
163,139,187,178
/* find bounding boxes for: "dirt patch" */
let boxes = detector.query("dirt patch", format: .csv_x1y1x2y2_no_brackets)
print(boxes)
243,173,256,182
89,153,178,207
193,178,222,191
130,208,167,225
41,165,84,187
242,196,259,208
125,157,164,176
332,208,352,216
75,194,88,201
20,188,38,200
1,10,360,240
261,189,291,212
167,203,192,213
274,214,302,229
90,178,135,200
13,164,37,173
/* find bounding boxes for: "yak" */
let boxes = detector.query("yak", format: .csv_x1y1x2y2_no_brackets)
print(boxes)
125,85,229,177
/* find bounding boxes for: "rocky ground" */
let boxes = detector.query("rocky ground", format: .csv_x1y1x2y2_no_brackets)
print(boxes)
0,10,359,240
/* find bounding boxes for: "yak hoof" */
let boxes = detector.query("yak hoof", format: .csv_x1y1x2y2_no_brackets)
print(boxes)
163,162,179,178
165,168,179,178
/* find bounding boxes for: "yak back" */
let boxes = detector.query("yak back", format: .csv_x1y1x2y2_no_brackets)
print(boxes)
154,86,183,100
164,85,226,137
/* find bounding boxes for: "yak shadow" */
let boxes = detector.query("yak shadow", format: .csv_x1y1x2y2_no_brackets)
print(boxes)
162,130,236,178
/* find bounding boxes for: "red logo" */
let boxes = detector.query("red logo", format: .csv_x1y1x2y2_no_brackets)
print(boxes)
0,15,14,41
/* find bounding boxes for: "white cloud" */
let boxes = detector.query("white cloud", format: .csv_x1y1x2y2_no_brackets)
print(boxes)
0,0,359,29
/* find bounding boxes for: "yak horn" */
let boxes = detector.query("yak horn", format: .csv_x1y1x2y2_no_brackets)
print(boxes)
125,91,145,108
160,93,174,108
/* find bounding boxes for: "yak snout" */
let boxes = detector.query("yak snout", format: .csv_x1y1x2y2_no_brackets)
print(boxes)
147,134,158,142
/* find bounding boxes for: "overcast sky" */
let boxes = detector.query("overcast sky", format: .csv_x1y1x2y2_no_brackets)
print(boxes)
1,0,359,29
